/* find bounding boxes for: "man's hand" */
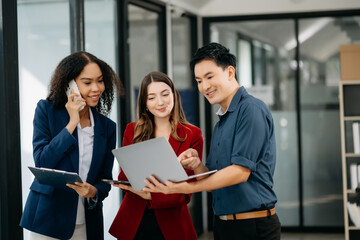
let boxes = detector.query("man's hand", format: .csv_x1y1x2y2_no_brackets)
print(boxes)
114,183,151,200
66,182,97,198
178,148,202,170
143,176,190,194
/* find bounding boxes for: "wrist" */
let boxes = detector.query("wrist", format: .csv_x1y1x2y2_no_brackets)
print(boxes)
193,162,204,172
183,182,194,194
66,122,77,134
91,187,98,198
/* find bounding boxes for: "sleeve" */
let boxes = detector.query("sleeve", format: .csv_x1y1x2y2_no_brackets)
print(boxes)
148,126,203,209
118,123,133,182
87,191,99,209
91,120,116,205
32,100,77,168
231,103,269,172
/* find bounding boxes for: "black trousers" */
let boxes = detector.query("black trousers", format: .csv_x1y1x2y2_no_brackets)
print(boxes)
134,207,165,240
213,213,281,240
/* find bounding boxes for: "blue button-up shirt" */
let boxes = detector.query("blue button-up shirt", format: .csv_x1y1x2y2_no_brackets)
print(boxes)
206,86,277,215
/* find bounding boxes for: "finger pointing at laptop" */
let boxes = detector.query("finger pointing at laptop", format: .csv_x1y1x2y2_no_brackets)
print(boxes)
178,148,202,170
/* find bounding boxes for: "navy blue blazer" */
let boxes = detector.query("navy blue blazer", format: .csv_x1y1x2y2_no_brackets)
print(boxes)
20,99,116,240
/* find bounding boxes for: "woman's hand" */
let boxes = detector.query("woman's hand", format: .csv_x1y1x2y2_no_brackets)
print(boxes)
66,182,97,198
65,89,86,134
114,183,152,200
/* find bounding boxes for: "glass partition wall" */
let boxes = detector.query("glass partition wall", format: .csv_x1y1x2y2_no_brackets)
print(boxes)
210,20,300,226
206,14,360,229
171,9,204,234
18,0,121,239
84,0,120,238
299,16,360,227
17,1,71,239
128,3,162,121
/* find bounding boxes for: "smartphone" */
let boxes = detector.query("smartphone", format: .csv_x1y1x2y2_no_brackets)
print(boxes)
101,179,131,185
66,80,84,111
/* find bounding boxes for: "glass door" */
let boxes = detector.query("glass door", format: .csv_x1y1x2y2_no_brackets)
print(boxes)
210,19,300,227
299,16,360,227
127,2,165,121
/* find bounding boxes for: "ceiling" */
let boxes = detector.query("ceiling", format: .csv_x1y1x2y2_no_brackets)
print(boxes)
132,0,360,62
212,17,360,62
159,0,360,62
161,0,360,16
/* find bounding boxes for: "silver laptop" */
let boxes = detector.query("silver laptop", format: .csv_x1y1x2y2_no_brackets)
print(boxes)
112,137,217,191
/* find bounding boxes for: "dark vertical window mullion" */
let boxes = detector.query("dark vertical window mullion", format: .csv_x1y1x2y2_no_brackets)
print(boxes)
69,0,85,53
187,14,204,236
261,46,267,84
202,18,214,231
158,9,167,74
202,18,212,165
294,18,304,229
189,14,199,127
116,0,131,145
250,42,255,86
0,0,22,239
273,49,281,110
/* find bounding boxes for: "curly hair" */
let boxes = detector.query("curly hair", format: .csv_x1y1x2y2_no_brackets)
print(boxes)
47,51,123,116
133,71,191,144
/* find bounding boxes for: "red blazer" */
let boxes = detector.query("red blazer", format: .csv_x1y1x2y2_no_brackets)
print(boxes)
109,122,203,240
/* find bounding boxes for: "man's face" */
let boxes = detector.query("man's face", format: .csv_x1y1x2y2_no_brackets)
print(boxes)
194,59,235,108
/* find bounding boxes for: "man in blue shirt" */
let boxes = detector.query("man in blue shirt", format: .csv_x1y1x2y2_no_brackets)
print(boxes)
144,42,281,240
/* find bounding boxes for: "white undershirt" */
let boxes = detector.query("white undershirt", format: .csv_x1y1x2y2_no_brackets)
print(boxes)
75,108,94,225
216,106,228,116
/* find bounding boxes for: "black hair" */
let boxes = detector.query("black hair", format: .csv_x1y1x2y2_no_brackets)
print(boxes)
47,51,123,116
190,42,237,79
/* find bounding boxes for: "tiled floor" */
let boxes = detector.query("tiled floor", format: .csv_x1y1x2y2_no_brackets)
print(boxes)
197,232,345,240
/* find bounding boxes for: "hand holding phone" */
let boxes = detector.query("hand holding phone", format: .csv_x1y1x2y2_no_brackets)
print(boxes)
66,80,85,111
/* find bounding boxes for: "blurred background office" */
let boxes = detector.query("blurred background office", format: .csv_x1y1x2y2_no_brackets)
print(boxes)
1,0,360,239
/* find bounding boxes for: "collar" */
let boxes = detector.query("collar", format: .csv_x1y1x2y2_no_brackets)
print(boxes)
216,86,246,116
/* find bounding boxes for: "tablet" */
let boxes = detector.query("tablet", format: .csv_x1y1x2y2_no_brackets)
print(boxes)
101,179,131,185
28,166,83,187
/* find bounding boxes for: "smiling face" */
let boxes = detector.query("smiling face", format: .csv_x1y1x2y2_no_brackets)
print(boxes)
194,59,237,110
75,62,105,108
146,81,174,120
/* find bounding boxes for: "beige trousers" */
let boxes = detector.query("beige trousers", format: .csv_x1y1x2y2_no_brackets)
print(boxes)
29,224,87,240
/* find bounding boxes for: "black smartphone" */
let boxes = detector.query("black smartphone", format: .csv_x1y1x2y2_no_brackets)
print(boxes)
101,179,131,185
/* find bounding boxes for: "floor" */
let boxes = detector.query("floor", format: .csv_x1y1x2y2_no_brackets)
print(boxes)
197,232,345,240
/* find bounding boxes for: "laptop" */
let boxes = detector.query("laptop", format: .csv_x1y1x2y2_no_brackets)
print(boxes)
112,137,217,191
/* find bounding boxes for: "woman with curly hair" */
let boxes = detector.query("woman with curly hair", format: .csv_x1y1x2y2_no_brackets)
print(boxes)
109,71,202,240
20,51,122,240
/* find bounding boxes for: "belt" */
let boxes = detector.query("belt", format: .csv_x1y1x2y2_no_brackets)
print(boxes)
218,208,276,221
